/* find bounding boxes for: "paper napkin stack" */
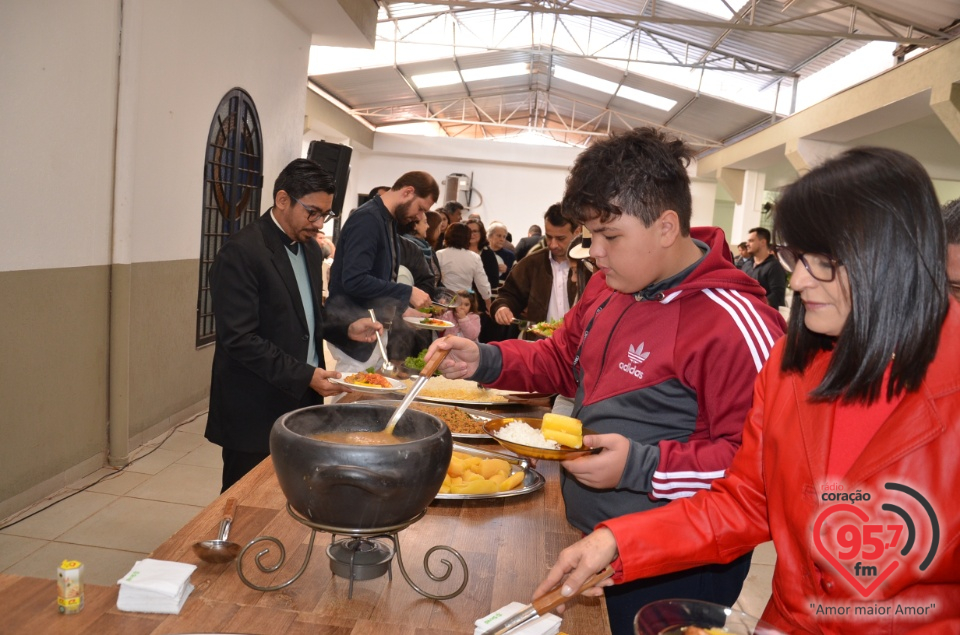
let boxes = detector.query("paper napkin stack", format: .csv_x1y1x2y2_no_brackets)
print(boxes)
474,602,563,635
117,558,196,614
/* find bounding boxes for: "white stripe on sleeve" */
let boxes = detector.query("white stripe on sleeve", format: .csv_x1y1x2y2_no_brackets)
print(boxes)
716,288,773,362
702,288,764,372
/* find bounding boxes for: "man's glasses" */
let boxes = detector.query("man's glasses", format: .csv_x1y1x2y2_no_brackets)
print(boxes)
774,244,843,282
292,196,336,223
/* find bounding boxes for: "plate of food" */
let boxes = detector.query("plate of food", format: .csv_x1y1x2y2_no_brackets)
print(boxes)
527,318,563,339
404,316,455,331
364,400,502,439
409,377,514,406
502,391,556,405
330,372,406,394
432,288,461,309
402,349,441,377
417,305,446,317
483,414,598,461
434,447,545,500
634,599,783,635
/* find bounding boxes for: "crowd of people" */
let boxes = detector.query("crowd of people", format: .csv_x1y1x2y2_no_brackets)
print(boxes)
203,127,960,634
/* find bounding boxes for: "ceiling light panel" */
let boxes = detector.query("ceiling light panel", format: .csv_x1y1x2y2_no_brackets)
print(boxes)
553,66,677,111
661,0,751,20
412,62,529,89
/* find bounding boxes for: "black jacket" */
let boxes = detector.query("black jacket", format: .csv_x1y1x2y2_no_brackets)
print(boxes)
513,235,543,261
741,253,787,308
205,213,346,454
326,197,412,360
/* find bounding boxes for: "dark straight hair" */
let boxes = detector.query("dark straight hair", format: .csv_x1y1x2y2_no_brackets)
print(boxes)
775,146,949,404
273,158,336,202
393,171,440,202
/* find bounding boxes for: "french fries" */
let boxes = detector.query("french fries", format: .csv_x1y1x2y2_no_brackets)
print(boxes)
440,451,525,495
541,413,583,449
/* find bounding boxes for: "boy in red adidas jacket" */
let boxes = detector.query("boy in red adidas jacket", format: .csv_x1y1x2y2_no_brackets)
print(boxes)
428,127,785,634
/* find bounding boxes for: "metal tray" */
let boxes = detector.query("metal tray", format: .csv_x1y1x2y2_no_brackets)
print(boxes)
434,467,545,501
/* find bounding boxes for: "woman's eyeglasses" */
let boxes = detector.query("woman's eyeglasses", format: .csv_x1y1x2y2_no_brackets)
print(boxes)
774,245,843,282
292,197,336,223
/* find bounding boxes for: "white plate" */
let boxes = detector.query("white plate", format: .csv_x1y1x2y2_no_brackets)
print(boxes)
414,394,517,406
403,316,454,331
330,375,406,394
405,377,520,406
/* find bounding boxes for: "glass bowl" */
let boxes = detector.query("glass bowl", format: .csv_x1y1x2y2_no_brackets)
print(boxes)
634,599,783,635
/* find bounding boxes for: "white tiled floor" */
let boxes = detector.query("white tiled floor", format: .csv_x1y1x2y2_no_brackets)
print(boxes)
0,414,221,586
0,411,775,614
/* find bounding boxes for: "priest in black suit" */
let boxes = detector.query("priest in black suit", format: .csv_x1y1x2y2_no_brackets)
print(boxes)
205,159,381,491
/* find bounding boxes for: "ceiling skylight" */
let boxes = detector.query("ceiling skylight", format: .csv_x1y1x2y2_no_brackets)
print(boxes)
553,67,677,111
412,63,529,89
663,0,751,20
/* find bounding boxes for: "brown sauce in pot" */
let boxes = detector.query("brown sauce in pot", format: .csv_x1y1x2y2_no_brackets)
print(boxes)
308,430,408,445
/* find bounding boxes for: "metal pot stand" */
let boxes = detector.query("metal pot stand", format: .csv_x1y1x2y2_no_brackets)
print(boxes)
236,504,468,600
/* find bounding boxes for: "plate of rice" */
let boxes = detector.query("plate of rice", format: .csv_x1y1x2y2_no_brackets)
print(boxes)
483,418,598,460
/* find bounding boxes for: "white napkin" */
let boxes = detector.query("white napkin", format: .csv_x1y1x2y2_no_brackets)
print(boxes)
474,602,562,635
117,558,197,614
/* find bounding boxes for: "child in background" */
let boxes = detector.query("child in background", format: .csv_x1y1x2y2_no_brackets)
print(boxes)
441,291,481,341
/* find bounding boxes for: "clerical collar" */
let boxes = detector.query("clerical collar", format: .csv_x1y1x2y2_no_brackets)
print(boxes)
270,208,300,255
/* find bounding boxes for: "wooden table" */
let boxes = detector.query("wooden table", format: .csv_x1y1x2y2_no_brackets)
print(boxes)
2,402,611,634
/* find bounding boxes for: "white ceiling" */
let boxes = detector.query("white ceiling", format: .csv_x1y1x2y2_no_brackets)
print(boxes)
303,0,959,152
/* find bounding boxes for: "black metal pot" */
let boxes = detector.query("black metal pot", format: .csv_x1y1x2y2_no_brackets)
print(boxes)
269,403,452,529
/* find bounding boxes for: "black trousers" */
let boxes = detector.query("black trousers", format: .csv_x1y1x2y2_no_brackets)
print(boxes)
603,550,754,635
220,447,269,493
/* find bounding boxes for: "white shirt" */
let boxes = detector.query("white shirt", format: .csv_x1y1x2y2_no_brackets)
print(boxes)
546,255,571,322
436,247,492,300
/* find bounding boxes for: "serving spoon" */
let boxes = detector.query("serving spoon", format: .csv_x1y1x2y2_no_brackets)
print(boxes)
192,497,241,564
368,309,398,378
382,339,450,435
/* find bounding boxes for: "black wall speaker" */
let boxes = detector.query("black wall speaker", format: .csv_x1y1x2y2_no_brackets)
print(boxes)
307,140,352,217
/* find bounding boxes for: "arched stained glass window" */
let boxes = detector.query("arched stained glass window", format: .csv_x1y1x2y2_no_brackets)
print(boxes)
196,88,263,347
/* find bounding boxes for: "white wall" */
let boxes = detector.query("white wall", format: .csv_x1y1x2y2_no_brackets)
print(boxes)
690,176,719,230
327,134,724,237
125,0,311,264
0,0,313,271
347,134,582,236
0,0,120,272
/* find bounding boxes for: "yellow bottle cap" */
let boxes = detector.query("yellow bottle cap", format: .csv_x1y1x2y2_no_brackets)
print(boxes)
60,560,82,570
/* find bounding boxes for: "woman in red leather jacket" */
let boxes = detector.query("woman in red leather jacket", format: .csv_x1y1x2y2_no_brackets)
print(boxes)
535,147,960,634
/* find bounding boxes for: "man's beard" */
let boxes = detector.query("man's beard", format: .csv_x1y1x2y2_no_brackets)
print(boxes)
394,199,416,223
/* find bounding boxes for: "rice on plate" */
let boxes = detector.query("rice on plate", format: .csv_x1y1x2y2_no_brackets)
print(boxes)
494,421,560,450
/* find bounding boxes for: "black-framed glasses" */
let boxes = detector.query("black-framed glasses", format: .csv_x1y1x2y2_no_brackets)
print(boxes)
291,196,335,223
774,244,843,282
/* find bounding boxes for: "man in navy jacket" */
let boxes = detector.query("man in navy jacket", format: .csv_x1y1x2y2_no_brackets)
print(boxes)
325,172,438,372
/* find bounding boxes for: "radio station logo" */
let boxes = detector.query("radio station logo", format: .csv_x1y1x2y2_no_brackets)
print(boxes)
814,482,940,598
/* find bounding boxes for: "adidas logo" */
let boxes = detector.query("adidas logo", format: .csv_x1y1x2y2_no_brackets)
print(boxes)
620,342,650,379
627,342,650,365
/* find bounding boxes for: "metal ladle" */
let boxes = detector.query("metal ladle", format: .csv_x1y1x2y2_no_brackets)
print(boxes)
192,497,241,564
382,340,450,435
368,309,398,378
